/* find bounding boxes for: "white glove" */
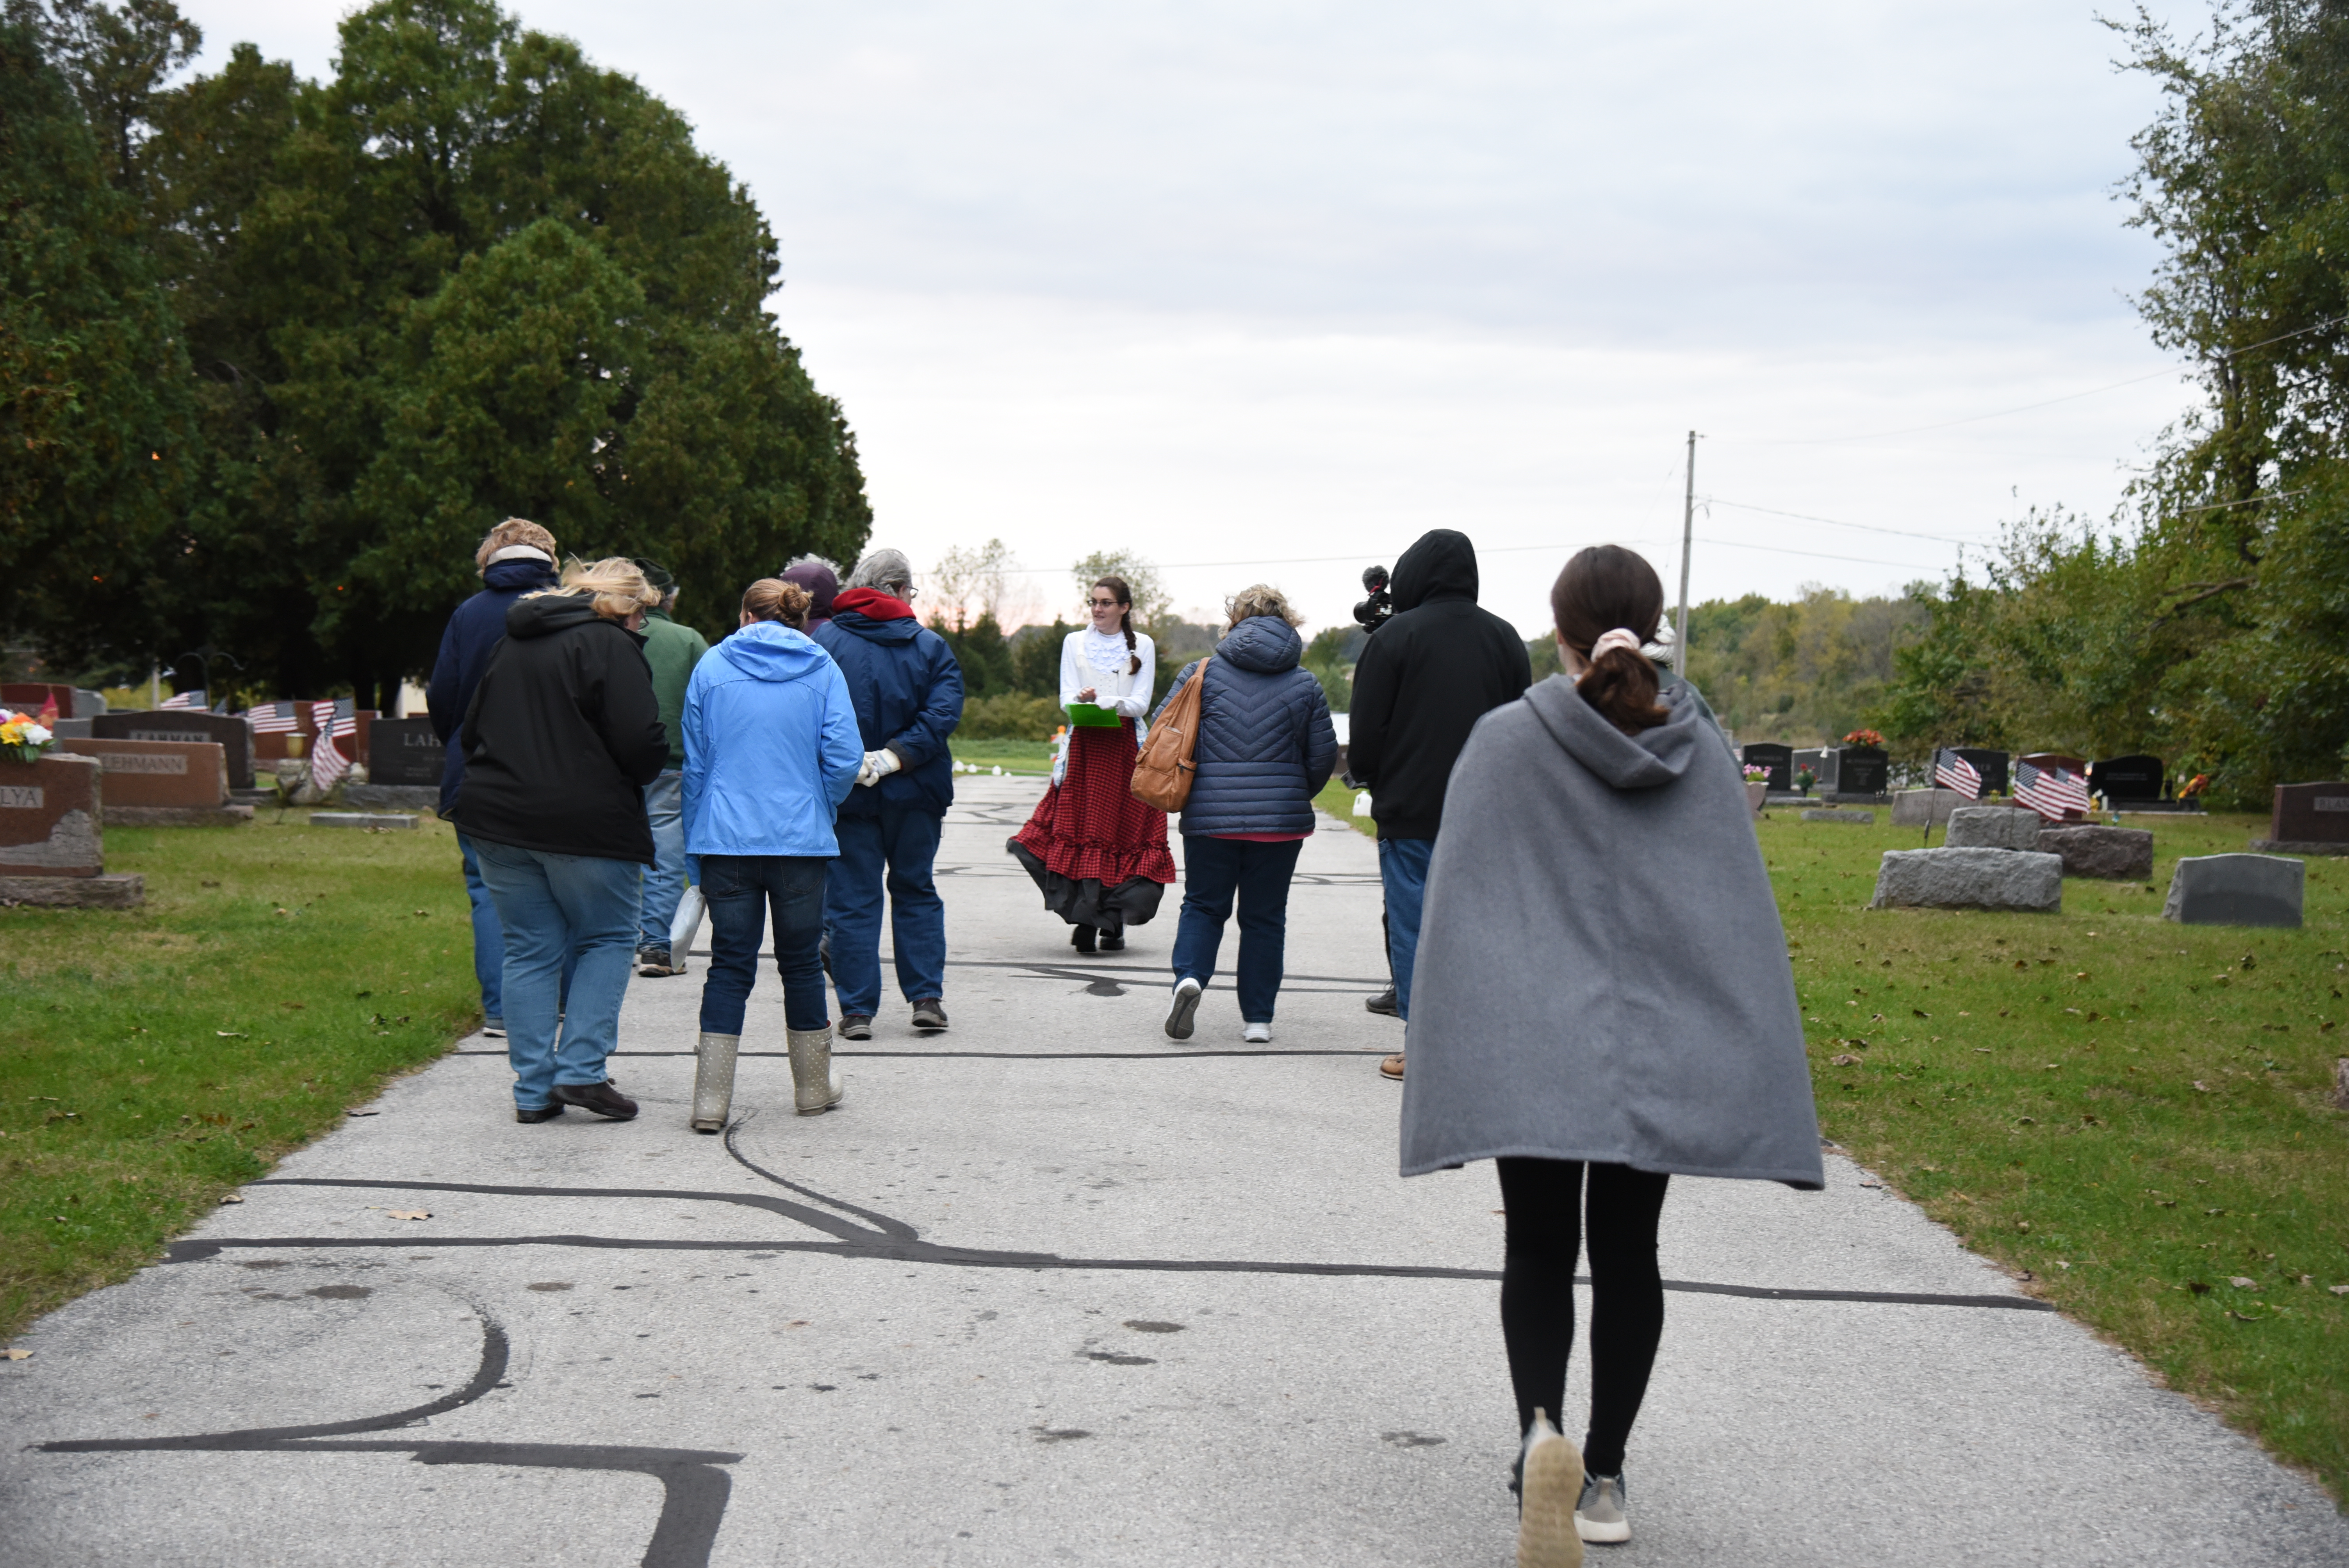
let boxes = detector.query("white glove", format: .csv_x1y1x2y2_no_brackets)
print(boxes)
857,748,902,787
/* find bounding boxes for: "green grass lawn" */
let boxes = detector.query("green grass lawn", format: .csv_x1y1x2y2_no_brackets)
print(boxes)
0,814,478,1338
1758,807,2348,1501
951,737,1055,775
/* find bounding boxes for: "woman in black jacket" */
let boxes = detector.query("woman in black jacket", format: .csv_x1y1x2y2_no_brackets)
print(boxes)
451,558,670,1123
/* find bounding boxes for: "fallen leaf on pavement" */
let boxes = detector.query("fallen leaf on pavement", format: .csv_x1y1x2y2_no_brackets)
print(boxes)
385,1210,431,1221
3,1347,29,1360
218,1194,243,1205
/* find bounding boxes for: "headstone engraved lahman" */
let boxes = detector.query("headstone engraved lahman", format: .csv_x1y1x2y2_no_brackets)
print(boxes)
347,716,446,809
2164,853,2303,927
0,752,144,906
92,710,252,789
1741,743,1793,792
59,738,252,826
2252,781,2349,856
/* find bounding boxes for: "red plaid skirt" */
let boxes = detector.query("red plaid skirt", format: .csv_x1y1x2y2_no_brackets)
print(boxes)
1012,721,1176,889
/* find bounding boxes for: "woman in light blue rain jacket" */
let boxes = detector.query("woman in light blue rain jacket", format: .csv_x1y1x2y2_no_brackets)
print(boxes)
679,578,863,1132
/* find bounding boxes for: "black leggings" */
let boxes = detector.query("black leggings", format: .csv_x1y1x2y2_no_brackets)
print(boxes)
1496,1157,1670,1477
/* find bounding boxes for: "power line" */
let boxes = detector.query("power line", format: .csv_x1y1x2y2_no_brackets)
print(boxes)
1701,497,1989,546
1693,536,1939,570
1756,314,2347,446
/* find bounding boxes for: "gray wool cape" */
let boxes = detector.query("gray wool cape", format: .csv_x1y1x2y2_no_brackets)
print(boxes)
1397,675,1825,1188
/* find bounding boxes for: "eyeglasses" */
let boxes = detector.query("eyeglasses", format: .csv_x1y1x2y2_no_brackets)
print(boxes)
1088,598,1120,609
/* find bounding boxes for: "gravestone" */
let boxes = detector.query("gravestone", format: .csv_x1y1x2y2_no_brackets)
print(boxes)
2090,754,2164,804
1836,747,1889,798
73,689,106,716
350,716,445,810
2164,853,2303,928
2037,825,2155,880
93,710,252,789
1793,748,1836,791
1741,743,1793,792
310,812,416,829
59,738,251,826
1891,788,1968,827
2019,751,2087,775
1871,847,2062,912
2251,781,2349,856
0,753,143,905
1801,808,1873,825
1953,748,2009,798
1946,805,2043,851
1,682,76,717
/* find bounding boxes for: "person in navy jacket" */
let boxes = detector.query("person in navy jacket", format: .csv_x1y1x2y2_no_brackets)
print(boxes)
810,549,965,1038
426,518,561,1038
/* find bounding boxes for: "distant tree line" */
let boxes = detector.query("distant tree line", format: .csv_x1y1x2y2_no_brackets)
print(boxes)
1,0,869,707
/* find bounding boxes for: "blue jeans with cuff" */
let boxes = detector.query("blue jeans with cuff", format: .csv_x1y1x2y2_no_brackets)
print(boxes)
825,803,946,1017
638,770,688,950
699,853,831,1035
472,839,642,1110
1171,834,1305,1024
1377,835,1434,1022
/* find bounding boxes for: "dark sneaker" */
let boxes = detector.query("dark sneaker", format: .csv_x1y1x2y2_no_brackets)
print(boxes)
1576,1472,1629,1544
551,1079,638,1120
1164,976,1202,1040
1071,924,1097,955
1098,931,1125,951
635,946,680,978
911,998,949,1032
1365,986,1398,1016
838,1015,873,1041
819,932,834,979
514,1102,564,1124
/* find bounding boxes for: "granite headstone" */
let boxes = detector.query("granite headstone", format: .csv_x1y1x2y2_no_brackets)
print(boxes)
2090,754,2165,803
2255,781,2349,855
93,710,252,789
1741,743,1793,792
59,738,252,825
2164,853,2303,928
1837,747,1889,797
1953,748,2009,798
367,717,446,786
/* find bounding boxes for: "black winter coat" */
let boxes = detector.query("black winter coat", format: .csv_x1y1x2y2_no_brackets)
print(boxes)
1345,529,1533,841
1156,617,1337,837
448,595,669,864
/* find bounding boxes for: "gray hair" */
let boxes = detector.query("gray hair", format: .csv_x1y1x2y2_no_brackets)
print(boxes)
847,548,915,595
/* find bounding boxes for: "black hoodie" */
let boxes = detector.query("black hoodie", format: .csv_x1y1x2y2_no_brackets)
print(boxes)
448,594,669,864
1345,529,1533,841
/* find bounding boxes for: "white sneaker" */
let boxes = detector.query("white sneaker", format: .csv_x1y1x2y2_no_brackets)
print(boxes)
1242,1021,1272,1044
1164,977,1203,1040
1575,1472,1629,1544
1516,1409,1584,1568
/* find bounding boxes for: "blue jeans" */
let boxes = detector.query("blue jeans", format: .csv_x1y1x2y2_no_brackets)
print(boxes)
639,771,687,949
699,854,831,1035
1378,836,1434,1022
472,839,642,1110
1172,835,1305,1024
826,804,946,1016
457,833,504,1023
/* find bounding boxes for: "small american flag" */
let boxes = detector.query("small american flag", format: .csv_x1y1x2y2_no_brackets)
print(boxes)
308,700,352,793
159,689,205,711
1933,748,1982,798
246,700,299,734
2014,760,2090,822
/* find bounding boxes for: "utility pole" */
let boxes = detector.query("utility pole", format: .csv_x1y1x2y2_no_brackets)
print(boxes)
1674,430,1699,677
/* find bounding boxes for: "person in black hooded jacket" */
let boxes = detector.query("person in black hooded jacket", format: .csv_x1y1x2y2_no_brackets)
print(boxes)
1345,529,1533,1079
450,558,670,1124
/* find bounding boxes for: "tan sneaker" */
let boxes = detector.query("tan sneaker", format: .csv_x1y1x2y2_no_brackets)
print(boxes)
1516,1409,1583,1568
1379,1053,1404,1080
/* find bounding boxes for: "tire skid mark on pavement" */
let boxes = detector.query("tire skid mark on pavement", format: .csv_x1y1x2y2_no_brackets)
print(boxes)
35,1297,743,1568
169,1172,2058,1312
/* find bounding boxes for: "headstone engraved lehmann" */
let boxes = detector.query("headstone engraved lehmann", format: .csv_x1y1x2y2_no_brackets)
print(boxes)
59,738,252,826
91,710,253,790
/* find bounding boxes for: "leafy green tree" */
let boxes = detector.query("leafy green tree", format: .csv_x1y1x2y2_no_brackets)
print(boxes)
0,11,195,668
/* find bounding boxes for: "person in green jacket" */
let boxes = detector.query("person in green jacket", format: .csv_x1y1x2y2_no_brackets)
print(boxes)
633,559,710,976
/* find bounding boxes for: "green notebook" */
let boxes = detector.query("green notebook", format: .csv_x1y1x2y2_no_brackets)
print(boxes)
1064,702,1122,727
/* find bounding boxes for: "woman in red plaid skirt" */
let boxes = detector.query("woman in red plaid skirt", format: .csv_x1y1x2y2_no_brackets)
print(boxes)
1007,577,1177,952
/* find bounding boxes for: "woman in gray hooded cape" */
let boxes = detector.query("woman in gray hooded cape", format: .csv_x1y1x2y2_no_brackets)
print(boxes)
1397,545,1820,1566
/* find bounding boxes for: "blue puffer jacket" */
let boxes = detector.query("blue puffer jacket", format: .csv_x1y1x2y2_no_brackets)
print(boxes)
811,590,965,818
426,556,560,814
682,622,864,870
1156,617,1337,837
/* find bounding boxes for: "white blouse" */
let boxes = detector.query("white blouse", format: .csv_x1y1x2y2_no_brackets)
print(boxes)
1059,629,1157,718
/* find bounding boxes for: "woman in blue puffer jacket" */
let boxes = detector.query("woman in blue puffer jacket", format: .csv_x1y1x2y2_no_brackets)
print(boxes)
1152,584,1337,1045
680,578,864,1133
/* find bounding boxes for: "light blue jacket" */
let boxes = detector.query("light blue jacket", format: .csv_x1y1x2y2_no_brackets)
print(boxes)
682,623,863,870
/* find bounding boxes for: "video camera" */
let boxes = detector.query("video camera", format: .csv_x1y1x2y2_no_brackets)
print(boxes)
1352,565,1393,632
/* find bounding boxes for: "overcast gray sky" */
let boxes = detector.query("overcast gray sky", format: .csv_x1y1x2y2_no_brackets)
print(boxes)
190,1,2200,636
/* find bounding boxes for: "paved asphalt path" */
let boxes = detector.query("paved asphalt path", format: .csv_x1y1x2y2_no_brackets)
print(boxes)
5,776,2345,1565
